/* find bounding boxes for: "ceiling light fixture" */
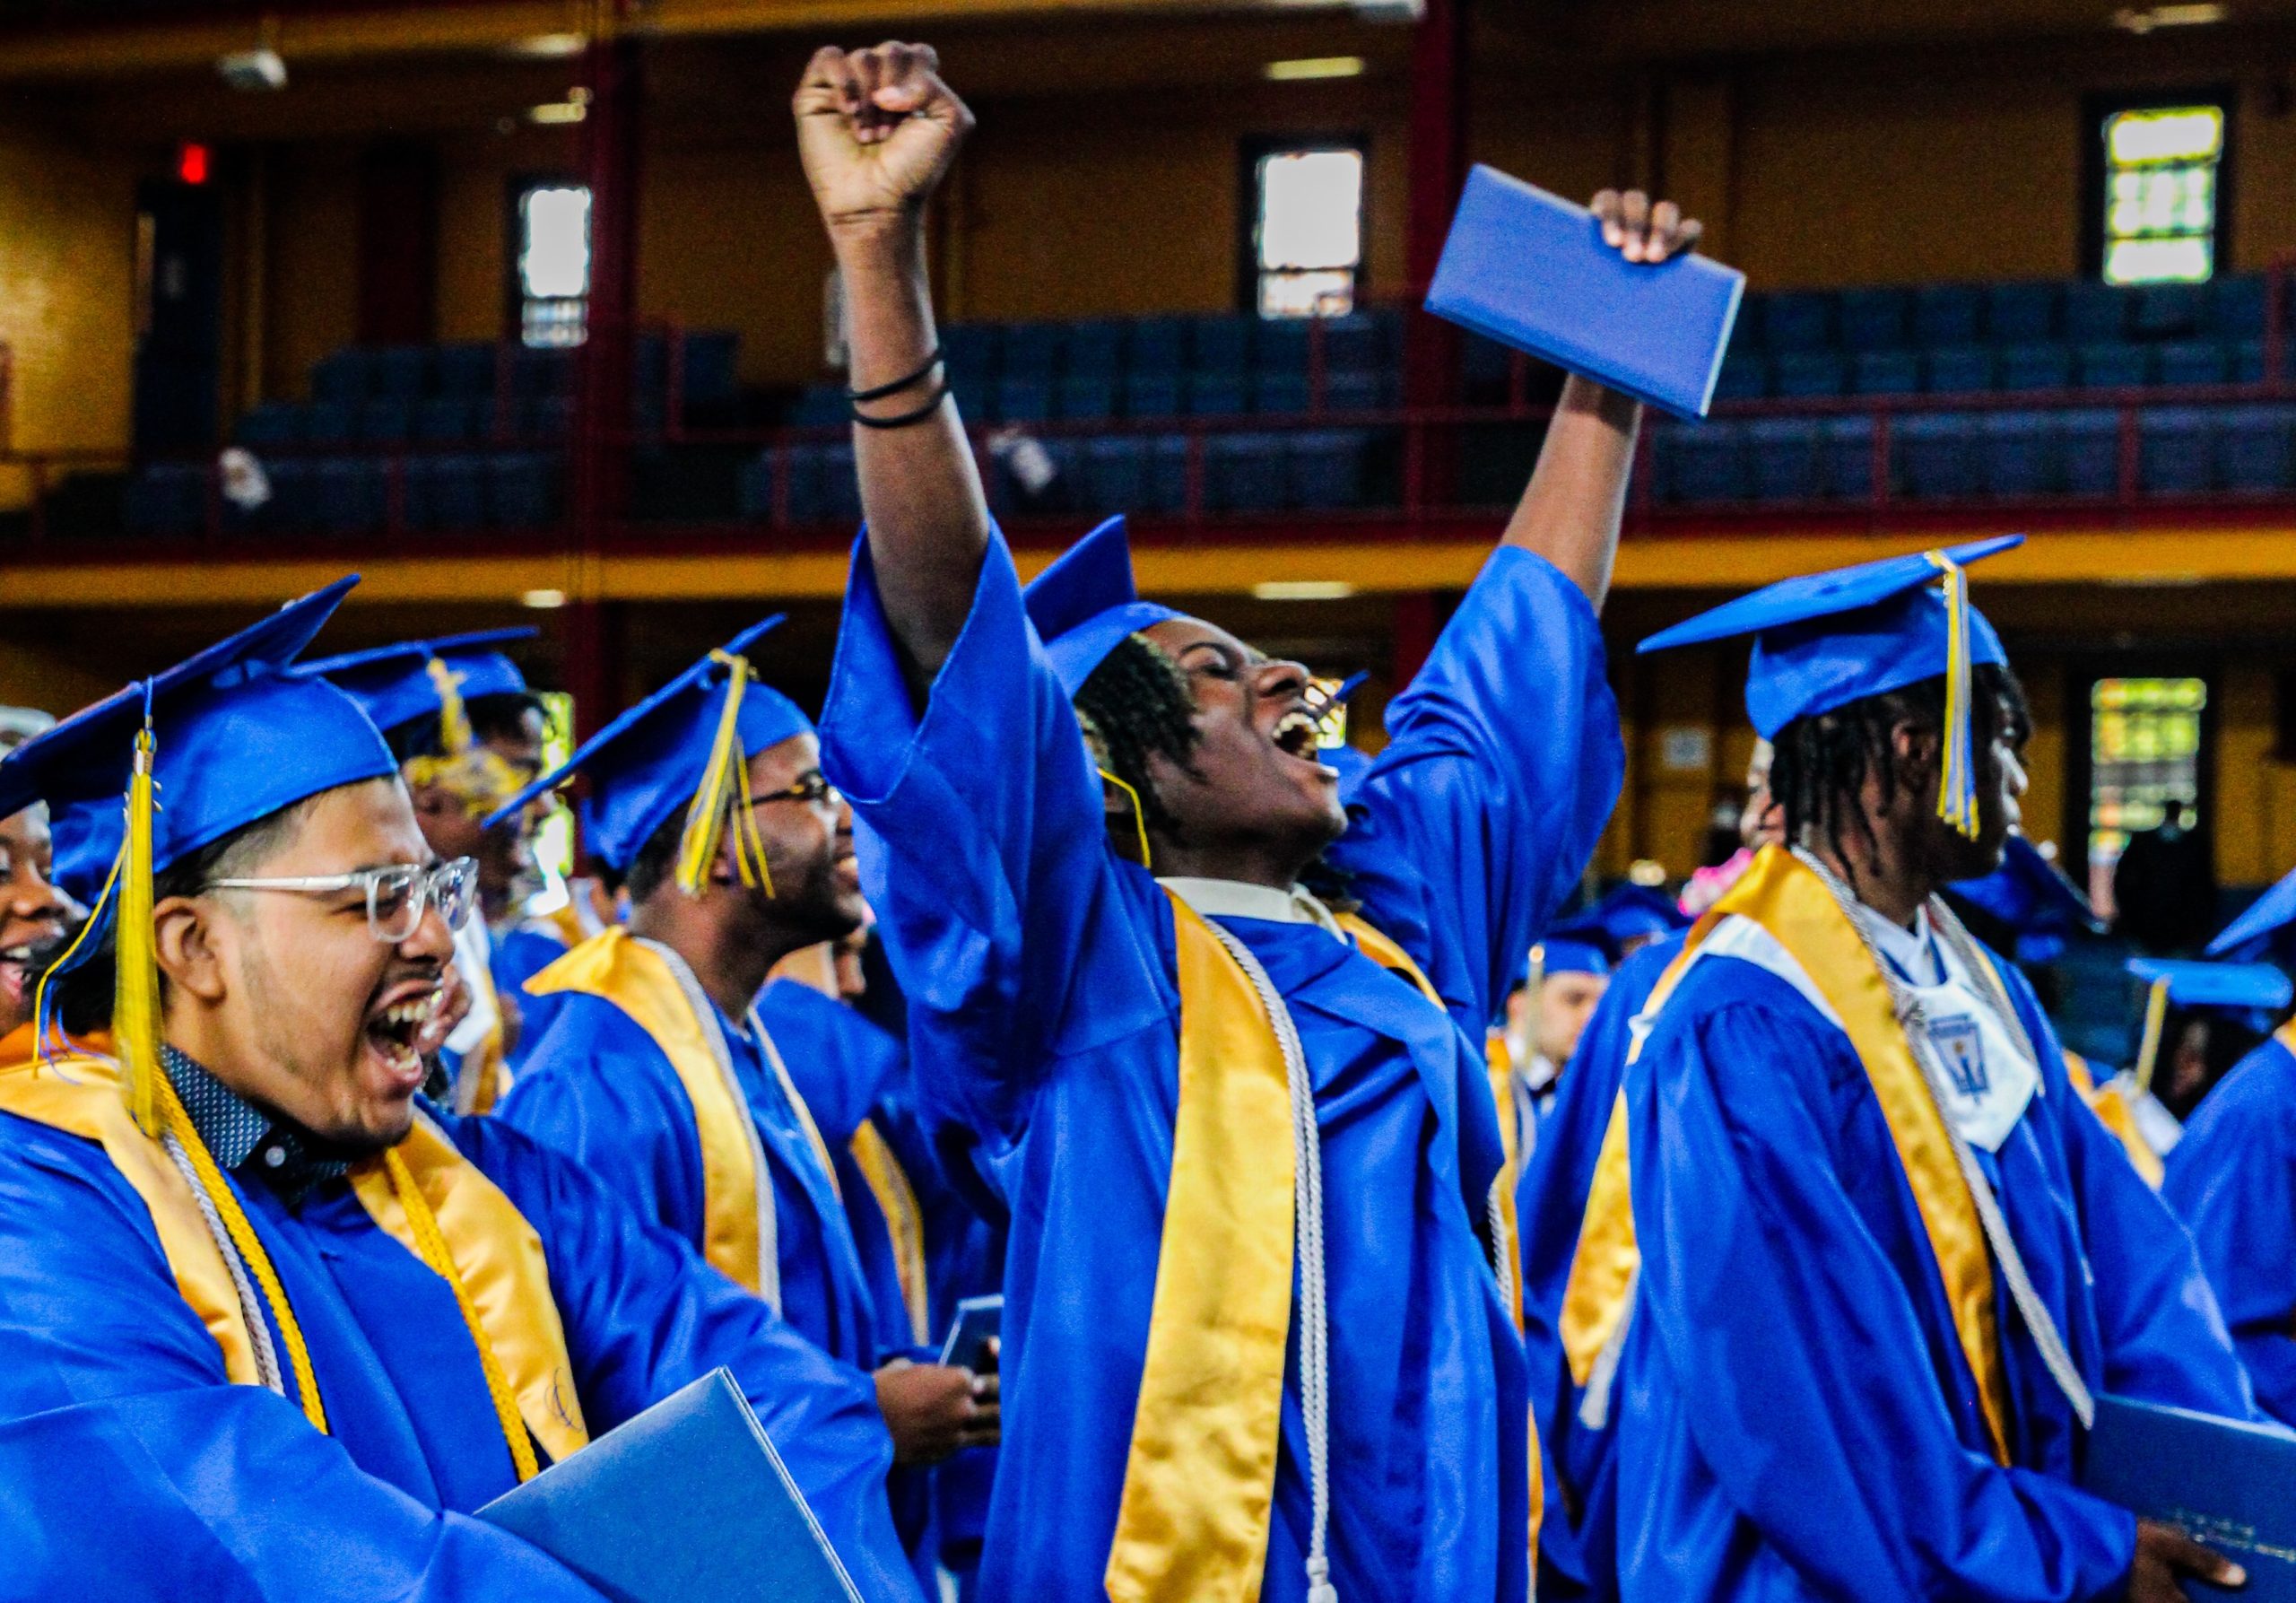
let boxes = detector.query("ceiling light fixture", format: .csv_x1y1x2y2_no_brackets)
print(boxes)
2111,3,2227,32
507,32,588,58
1252,579,1358,600
521,588,568,610
528,100,587,126
1265,56,1367,83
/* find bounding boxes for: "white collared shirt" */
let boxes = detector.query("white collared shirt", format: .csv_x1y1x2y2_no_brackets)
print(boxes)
1157,876,1349,943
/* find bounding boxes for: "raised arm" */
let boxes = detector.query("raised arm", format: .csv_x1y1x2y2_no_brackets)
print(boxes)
1500,190,1701,610
796,42,984,686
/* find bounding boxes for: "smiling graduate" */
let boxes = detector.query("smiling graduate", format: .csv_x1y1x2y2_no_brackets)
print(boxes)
0,582,918,1601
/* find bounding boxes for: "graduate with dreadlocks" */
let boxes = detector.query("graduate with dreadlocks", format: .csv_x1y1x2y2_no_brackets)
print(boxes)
1587,537,2259,1602
796,40,1680,1603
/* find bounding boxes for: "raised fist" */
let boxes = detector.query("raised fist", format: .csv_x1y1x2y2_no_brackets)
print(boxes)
796,42,973,237
1589,190,1703,264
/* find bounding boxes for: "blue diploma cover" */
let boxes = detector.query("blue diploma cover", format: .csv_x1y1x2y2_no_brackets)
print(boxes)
477,1368,866,1603
938,1294,1003,1372
2081,1394,2296,1599
1425,164,1745,419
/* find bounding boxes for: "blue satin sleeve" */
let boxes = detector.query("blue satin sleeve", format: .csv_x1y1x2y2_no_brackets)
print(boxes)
446,1114,926,1603
819,528,1163,1145
2163,1041,2296,1424
495,994,709,1250
1626,991,2135,1602
0,1112,611,1602
1333,547,1623,1035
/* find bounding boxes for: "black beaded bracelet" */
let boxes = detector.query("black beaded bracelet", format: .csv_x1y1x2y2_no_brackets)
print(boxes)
850,380,951,430
848,347,944,405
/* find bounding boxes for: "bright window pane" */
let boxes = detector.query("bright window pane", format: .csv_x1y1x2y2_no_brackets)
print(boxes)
2108,107,2222,165
2099,105,2222,286
521,187,591,298
1258,150,1362,271
2105,236,2212,285
1260,269,1356,318
2088,675,2207,914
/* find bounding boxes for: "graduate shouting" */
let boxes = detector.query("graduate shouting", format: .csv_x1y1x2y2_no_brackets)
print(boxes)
795,41,1683,1603
0,583,922,1600
1609,538,2258,1602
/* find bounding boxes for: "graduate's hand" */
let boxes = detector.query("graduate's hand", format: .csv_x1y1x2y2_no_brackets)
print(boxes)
796,42,973,242
874,1359,1000,1465
2131,1520,2246,1599
1589,188,1703,264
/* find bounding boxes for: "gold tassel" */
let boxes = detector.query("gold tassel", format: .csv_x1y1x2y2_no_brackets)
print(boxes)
1924,551,1980,841
2134,974,2172,1093
674,651,760,897
117,725,164,1137
425,657,475,757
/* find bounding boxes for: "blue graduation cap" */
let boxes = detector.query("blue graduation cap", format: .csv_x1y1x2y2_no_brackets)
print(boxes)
2206,866,2296,962
0,577,396,1134
483,619,811,887
1524,909,1615,988
1945,833,2103,963
2126,956,2293,1091
298,627,536,743
1638,535,2023,839
1590,883,1692,949
1022,517,1179,696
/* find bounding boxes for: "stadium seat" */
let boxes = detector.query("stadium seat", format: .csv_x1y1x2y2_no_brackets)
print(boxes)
1190,315,1256,373
944,325,1002,388
265,459,318,530
302,401,355,447
1726,295,1766,352
790,385,848,429
1744,416,1822,501
996,377,1053,423
1186,371,1249,417
2137,406,2214,494
487,452,560,528
433,343,496,398
1322,369,1391,412
1995,344,2073,392
2133,283,2205,339
1912,284,1984,347
1771,351,1848,398
1460,333,1514,395
310,350,368,404
2216,404,2296,492
356,399,413,445
2061,282,2133,344
122,463,205,536
2230,340,2268,384
1984,282,2058,344
316,457,387,536
1835,288,1909,352
1205,431,1286,511
1895,413,1981,499
525,396,575,440
1254,318,1312,379
1851,351,1921,395
415,396,481,444
1979,410,2056,497
2209,274,2269,340
1129,317,1188,374
1059,374,1121,420
1713,350,1769,401
413,455,487,530
1124,370,1185,419
1062,318,1128,379
2075,344,2152,388
372,347,428,401
1762,292,1834,352
1001,322,1062,379
236,402,302,447
2155,341,2229,386
1290,429,1367,510
1663,421,1745,503
1822,416,1875,500
2059,408,2122,496
1144,433,1193,513
1925,347,1994,395
1083,434,1148,511
1252,371,1311,414
1318,312,1390,374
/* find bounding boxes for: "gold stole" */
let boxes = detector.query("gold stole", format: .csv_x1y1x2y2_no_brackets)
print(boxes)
453,950,510,1117
1556,847,2017,1462
2061,1051,2164,1189
1107,893,1537,1602
849,1118,930,1346
0,1049,589,1462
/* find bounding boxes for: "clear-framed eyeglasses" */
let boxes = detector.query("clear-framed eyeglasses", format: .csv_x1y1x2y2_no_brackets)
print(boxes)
204,857,479,944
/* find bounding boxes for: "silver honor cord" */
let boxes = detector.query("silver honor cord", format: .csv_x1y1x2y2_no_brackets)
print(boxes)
1199,919,1339,1603
1792,849,2095,1430
163,1128,286,1396
639,937,782,1314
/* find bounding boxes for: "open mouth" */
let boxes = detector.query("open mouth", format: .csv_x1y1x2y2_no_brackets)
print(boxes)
361,980,443,1090
1270,707,1335,774
0,933,65,1015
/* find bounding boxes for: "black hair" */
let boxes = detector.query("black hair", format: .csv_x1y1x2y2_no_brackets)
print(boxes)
49,796,319,1032
1768,661,2030,875
1074,632,1202,853
618,806,691,904
386,692,546,765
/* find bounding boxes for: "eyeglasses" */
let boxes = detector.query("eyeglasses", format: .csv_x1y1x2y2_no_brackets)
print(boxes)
747,771,840,808
204,857,478,944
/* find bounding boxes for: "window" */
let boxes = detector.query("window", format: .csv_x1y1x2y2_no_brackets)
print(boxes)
517,183,591,347
2086,675,2206,910
1249,144,1364,318
2099,103,2223,284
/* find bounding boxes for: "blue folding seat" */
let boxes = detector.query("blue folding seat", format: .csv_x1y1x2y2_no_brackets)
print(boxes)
1252,371,1311,414
1461,333,1513,392
1001,323,1062,379
734,451,776,522
264,459,318,530
433,343,496,398
315,457,386,536
791,385,848,429
1851,351,1921,395
1187,371,1250,417
1994,344,2073,393
680,332,739,406
357,398,413,445
301,401,354,446
1770,351,1848,398
1191,315,1257,374
1318,313,1387,374
1144,434,1192,513
1124,370,1184,419
996,377,1052,423
1822,416,1875,499
1322,369,1391,412
2058,408,2121,496
1744,416,1822,501
1985,282,2059,344
1726,294,1766,352
2209,275,2268,340
1912,284,1984,348
1083,434,1148,512
405,457,482,531
777,444,828,523
236,401,302,447
1925,347,1994,395
2230,340,2267,384
1127,317,1188,375
633,331,669,400
524,396,575,440
1662,421,1744,504
1253,318,1311,379
1979,410,2056,498
1713,350,1768,401
2217,404,2296,492
944,324,1001,390
1290,430,1368,510
310,350,369,404
1835,288,1910,352
1895,413,1981,500
2061,282,2132,344
2076,343,2152,388
414,396,478,444
1063,318,1128,379
1058,374,1121,421
818,442,861,524
1762,292,1834,352
2156,341,2229,386
513,346,573,398
122,464,204,536
487,452,560,528
1205,432,1287,512
2134,283,2206,340
373,346,427,401
2137,406,2215,494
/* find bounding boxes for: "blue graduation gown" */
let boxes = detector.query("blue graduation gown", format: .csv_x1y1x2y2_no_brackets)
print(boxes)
500,989,883,1371
2163,1032,2296,1424
494,926,572,1068
819,528,1622,1602
1615,945,2257,1601
0,1100,921,1601
1516,933,1678,1601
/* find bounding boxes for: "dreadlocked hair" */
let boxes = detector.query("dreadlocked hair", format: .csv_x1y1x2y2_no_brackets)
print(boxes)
1768,660,2031,872
1074,632,1202,855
